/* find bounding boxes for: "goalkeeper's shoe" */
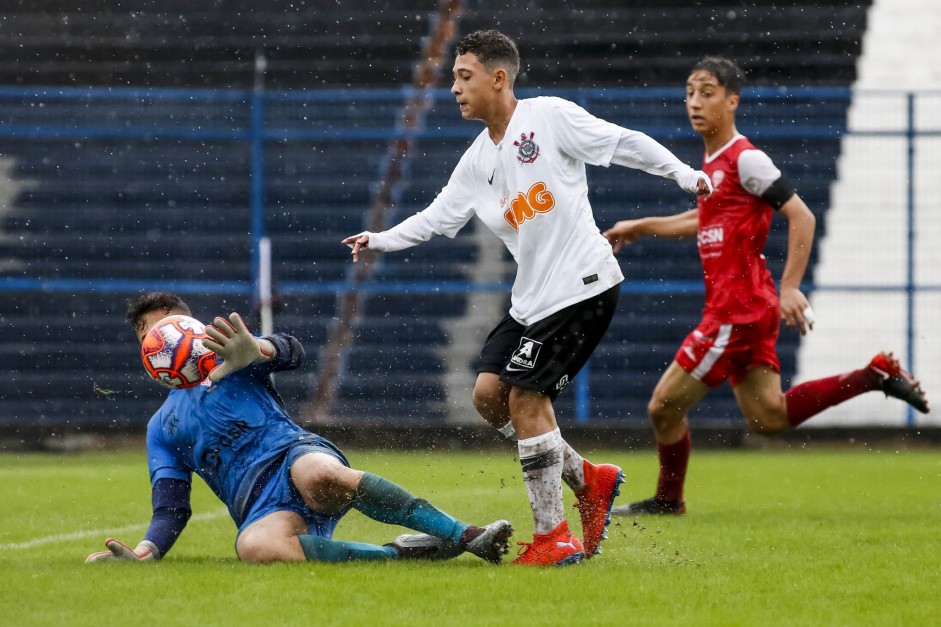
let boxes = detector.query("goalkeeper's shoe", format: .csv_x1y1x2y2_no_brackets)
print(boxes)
512,520,585,567
574,461,624,557
392,520,513,563
387,534,463,561
461,519,514,564
868,352,930,413
611,497,686,517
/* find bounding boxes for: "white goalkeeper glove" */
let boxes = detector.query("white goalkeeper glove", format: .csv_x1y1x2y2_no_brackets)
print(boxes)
677,169,713,196
85,538,158,563
202,312,275,381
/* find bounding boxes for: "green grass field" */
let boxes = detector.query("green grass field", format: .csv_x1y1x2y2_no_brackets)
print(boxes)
1,446,938,626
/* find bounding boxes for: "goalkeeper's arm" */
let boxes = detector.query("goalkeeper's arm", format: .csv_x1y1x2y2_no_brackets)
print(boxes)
86,478,192,563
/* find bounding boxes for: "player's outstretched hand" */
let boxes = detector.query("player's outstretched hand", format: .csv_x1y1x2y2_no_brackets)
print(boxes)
676,169,713,196
203,312,275,381
694,173,713,196
780,287,813,335
86,538,158,563
341,232,372,263
604,220,644,253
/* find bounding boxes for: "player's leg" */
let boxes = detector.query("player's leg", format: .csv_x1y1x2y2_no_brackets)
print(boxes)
473,325,597,497
732,366,789,434
507,386,585,566
784,352,929,424
236,453,403,563
505,285,623,564
618,316,776,516
614,360,709,517
472,371,515,434
740,305,928,423
238,509,412,563
291,451,512,563
236,510,310,562
648,360,711,442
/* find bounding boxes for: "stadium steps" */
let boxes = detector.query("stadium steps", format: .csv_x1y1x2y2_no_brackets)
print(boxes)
0,0,859,431
0,1,868,88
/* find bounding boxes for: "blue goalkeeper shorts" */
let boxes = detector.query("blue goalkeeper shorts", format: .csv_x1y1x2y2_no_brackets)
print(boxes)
237,435,352,540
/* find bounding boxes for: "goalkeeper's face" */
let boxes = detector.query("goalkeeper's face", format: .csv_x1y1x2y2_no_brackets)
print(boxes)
135,309,184,344
685,70,739,138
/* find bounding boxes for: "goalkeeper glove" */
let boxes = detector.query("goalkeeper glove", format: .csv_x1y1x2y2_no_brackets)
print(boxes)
85,538,158,563
203,312,275,381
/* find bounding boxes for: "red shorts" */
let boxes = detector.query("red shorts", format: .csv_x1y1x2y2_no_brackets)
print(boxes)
674,307,780,388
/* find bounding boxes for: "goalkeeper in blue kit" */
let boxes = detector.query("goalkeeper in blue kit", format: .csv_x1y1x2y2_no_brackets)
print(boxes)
86,292,512,565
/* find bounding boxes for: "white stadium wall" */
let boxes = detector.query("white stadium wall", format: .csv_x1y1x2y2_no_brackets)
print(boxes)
796,0,941,426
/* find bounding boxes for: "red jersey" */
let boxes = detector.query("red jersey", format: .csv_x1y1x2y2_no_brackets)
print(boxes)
697,135,778,324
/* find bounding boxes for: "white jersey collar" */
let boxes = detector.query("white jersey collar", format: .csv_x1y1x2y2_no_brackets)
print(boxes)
704,133,745,164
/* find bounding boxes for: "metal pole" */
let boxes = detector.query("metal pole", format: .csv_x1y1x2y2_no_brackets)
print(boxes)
251,49,268,312
905,92,915,427
575,360,590,423
258,236,273,337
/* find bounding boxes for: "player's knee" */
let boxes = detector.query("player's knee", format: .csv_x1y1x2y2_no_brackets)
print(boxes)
741,397,789,435
471,385,491,413
294,456,360,511
472,379,503,413
237,531,295,564
747,414,788,436
506,386,549,418
307,464,355,499
647,397,681,427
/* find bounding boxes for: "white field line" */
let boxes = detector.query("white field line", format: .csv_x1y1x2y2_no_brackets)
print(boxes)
0,509,228,552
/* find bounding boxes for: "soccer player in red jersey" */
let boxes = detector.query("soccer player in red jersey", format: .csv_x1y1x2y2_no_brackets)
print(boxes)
604,56,930,516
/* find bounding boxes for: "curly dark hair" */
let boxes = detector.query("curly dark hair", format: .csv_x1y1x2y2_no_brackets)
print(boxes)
455,29,520,83
691,56,744,95
126,291,192,333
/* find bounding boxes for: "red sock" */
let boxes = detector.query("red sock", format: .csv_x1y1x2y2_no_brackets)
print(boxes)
655,430,691,502
785,367,880,427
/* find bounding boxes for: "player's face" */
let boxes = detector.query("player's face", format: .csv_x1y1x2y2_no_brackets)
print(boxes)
451,53,496,120
135,309,174,343
685,70,738,137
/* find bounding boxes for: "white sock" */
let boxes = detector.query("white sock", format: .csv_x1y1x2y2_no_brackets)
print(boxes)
561,439,586,493
518,428,565,534
497,420,517,442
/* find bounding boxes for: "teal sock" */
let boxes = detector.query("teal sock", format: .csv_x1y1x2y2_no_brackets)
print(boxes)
353,472,469,545
298,535,398,562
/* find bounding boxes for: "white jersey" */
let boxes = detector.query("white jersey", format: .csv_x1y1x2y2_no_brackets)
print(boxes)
370,96,699,325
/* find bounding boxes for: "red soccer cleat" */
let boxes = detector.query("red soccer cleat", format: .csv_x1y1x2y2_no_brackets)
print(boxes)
574,461,624,557
868,352,930,414
512,520,585,567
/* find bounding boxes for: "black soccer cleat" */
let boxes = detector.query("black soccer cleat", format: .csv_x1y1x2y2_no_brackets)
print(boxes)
868,352,930,414
611,497,686,517
462,519,514,564
390,519,514,563
387,534,463,561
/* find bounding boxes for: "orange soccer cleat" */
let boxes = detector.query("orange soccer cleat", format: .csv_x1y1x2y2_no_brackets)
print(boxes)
574,461,624,557
512,520,585,567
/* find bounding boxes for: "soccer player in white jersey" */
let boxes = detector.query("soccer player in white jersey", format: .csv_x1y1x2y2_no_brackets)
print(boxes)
86,292,513,566
342,30,710,566
604,56,929,517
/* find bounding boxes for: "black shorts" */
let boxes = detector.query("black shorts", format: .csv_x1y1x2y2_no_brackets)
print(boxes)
477,284,620,400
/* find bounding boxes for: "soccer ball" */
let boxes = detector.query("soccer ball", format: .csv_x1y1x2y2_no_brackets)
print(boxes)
141,315,218,389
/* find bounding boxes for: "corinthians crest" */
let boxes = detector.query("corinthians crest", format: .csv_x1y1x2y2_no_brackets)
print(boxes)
514,132,540,164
